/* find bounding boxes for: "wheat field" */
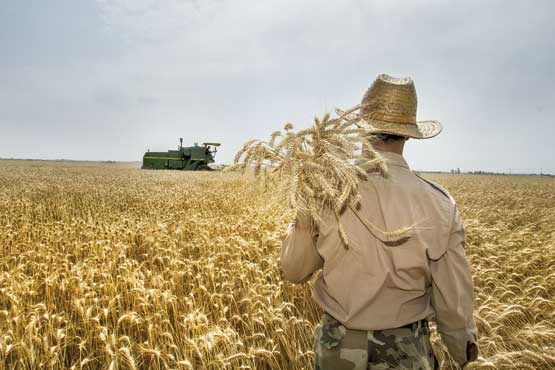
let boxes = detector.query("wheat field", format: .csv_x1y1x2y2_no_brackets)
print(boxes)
0,160,554,370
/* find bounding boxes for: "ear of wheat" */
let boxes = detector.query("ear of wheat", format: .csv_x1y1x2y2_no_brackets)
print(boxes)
233,109,410,248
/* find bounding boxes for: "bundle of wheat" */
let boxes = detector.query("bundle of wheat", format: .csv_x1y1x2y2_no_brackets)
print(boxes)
233,110,399,248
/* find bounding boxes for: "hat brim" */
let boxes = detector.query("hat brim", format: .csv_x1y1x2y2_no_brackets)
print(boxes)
335,107,443,139
357,118,442,139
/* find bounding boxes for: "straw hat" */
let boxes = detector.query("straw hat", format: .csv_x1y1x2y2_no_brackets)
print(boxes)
350,74,442,139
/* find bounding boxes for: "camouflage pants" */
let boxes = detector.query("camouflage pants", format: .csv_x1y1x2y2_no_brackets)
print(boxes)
314,313,438,370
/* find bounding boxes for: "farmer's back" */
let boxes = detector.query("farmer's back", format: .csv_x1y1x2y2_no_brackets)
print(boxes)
313,151,463,330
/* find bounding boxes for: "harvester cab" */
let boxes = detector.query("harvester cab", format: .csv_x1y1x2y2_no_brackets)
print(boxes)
203,142,220,157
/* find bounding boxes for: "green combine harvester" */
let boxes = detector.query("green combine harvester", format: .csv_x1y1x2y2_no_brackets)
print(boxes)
142,138,220,170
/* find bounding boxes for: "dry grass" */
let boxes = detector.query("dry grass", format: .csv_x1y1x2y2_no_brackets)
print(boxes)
0,160,554,369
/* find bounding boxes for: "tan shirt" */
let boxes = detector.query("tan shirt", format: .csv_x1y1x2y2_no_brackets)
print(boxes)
280,151,478,366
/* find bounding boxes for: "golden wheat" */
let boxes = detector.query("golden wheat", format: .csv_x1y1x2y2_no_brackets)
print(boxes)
0,160,554,369
232,113,400,248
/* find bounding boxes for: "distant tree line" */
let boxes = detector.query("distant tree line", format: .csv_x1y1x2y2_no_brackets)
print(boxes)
416,169,554,177
448,169,553,177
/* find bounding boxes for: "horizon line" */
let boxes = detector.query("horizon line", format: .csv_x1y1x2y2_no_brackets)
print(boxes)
1,157,553,177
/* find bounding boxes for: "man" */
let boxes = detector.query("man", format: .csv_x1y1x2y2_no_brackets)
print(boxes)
280,74,479,369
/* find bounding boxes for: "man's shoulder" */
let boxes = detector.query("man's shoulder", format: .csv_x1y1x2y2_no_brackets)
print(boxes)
412,172,456,205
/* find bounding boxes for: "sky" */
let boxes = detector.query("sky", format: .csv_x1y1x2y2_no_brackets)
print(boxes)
1,0,554,174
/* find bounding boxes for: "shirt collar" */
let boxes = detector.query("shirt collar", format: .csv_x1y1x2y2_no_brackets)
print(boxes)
376,150,410,170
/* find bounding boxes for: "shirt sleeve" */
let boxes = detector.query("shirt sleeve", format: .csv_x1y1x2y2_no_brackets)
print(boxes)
280,214,324,284
430,207,479,368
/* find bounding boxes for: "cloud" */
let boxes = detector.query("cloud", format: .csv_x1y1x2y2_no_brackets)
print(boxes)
137,96,160,106
93,87,129,111
96,0,221,44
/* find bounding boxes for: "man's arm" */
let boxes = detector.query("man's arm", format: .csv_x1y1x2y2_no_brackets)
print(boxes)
280,215,323,284
430,207,479,368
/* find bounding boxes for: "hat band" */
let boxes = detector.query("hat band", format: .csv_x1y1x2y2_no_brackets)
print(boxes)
364,111,416,125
